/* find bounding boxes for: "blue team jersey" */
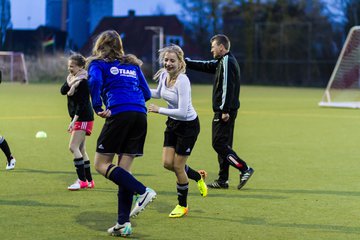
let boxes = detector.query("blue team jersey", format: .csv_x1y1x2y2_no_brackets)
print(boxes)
88,59,151,116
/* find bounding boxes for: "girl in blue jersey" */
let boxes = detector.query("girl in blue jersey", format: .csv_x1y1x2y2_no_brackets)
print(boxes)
148,45,207,218
87,30,156,237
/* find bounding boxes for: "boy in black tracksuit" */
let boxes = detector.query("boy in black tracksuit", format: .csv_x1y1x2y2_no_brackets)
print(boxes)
185,34,254,190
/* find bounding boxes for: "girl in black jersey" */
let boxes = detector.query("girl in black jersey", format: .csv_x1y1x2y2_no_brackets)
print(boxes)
60,53,95,191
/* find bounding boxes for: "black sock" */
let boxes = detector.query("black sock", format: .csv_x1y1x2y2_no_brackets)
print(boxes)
185,165,201,182
0,137,12,162
106,164,146,195
74,157,86,181
177,182,189,207
117,186,132,224
84,160,93,181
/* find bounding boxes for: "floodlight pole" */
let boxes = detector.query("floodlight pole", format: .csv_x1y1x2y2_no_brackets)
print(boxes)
145,26,164,75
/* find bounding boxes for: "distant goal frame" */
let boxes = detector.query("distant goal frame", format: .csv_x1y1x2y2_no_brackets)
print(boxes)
0,51,28,84
319,26,360,109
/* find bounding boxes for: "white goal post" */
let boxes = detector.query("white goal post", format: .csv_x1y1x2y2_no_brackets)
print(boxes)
319,26,360,108
0,51,28,84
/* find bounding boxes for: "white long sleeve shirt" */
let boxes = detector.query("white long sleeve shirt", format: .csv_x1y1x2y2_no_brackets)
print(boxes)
151,72,197,121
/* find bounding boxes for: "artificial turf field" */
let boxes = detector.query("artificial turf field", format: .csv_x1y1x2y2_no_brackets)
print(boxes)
0,83,360,240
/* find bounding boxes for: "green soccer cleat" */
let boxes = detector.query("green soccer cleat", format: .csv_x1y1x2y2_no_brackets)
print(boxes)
169,204,188,218
197,178,208,197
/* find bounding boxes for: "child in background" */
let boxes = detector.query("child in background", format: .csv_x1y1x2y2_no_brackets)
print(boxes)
60,53,95,190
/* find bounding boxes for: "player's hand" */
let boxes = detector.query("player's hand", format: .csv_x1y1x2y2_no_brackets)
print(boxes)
67,121,75,132
222,113,230,122
97,109,111,118
197,170,208,179
148,103,159,113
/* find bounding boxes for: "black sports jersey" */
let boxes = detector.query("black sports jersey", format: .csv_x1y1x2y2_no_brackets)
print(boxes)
60,80,94,121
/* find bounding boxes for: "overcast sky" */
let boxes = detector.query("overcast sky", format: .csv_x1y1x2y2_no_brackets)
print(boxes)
10,0,344,29
10,0,182,29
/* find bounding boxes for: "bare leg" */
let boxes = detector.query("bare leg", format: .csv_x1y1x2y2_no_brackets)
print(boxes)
79,138,89,161
94,152,115,176
69,130,86,158
118,154,134,172
162,147,175,171
173,154,189,184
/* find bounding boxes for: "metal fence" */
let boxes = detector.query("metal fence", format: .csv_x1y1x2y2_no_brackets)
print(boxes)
229,22,342,87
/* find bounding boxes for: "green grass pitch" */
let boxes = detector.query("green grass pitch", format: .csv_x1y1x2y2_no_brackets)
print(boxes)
1,83,360,239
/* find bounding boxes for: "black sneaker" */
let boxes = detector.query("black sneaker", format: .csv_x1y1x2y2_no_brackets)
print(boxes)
237,167,254,190
207,180,229,189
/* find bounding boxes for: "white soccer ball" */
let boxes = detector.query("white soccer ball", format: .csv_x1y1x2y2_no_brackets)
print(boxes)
35,131,47,138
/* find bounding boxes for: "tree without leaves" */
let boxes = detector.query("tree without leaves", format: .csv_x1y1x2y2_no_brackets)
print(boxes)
222,0,334,85
176,0,230,55
176,0,338,86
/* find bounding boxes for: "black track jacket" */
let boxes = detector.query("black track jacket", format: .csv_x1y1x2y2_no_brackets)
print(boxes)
185,52,241,113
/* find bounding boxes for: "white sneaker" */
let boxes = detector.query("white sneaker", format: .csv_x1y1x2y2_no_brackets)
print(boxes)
5,158,16,170
107,222,132,236
130,187,156,217
67,179,88,191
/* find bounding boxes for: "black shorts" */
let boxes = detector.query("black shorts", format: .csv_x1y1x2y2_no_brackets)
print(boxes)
164,117,200,156
96,112,147,156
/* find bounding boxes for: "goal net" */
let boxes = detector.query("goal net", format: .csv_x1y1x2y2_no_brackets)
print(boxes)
0,51,28,83
319,26,360,108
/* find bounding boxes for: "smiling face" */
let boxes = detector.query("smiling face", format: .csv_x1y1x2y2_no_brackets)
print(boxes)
163,52,180,76
67,60,82,76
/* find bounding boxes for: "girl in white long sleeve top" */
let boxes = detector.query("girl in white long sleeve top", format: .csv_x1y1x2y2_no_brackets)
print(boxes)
150,71,196,121
148,45,208,218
